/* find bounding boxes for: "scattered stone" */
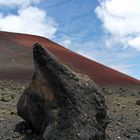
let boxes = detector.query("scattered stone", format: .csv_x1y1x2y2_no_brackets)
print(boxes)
136,99,140,105
10,110,16,115
136,113,139,116
0,118,5,121
116,102,121,106
12,59,15,62
116,122,122,126
136,128,140,133
101,88,112,95
1,94,12,102
11,94,16,99
12,132,19,138
117,136,121,139
123,133,131,138
122,105,126,109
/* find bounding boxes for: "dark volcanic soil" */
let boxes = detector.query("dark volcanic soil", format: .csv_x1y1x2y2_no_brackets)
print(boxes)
103,88,140,140
0,80,140,140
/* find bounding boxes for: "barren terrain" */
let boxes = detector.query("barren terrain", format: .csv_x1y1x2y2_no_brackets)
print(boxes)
0,81,140,140
0,31,140,88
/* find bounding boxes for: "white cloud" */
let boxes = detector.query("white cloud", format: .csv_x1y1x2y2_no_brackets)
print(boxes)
77,50,95,60
0,0,41,8
110,64,132,75
0,6,57,38
95,0,140,51
77,48,134,75
59,39,71,48
128,36,140,51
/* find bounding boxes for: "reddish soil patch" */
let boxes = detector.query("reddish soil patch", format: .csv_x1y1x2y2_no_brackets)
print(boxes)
0,31,140,89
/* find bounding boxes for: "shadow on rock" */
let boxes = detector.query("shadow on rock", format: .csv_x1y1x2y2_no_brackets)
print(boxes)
14,121,44,140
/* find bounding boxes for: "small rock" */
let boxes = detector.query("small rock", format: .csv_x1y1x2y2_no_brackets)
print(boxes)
122,105,126,108
136,128,140,133
85,83,89,86
130,93,135,96
123,133,131,138
136,113,139,116
116,122,121,126
12,132,19,138
10,111,16,115
113,110,117,113
12,59,15,62
0,118,5,121
22,86,25,90
116,102,121,106
77,133,80,137
117,136,121,139
11,94,16,99
1,94,12,102
136,99,140,105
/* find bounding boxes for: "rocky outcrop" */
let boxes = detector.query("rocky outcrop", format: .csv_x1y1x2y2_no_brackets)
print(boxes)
17,43,108,140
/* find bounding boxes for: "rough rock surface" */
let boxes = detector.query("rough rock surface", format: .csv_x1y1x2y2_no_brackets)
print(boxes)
17,43,108,140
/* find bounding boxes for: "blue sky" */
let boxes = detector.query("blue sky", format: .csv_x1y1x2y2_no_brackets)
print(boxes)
0,0,140,79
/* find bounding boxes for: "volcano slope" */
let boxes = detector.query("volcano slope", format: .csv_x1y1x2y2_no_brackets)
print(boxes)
0,31,140,89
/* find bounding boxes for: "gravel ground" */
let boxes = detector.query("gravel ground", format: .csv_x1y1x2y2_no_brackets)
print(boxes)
103,88,140,140
0,80,140,140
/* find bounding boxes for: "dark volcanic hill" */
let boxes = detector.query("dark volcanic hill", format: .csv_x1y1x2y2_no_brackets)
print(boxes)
0,31,140,89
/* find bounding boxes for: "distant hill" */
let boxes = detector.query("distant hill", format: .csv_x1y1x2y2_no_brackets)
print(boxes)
0,31,140,89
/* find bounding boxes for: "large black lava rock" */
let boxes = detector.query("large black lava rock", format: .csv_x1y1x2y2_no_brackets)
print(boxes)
17,43,108,140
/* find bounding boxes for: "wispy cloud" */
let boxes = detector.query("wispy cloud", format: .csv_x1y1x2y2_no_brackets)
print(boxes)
77,50,96,60
59,39,71,48
110,64,133,75
69,39,139,78
95,0,140,51
77,47,138,76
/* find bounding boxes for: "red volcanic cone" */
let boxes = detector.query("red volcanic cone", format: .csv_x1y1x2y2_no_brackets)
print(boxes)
0,31,140,89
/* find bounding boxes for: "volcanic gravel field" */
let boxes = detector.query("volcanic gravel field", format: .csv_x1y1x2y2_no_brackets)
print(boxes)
0,81,140,140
